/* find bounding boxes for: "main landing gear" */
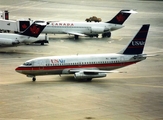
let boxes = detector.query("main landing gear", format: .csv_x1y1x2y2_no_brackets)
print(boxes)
86,78,92,82
102,32,111,38
27,75,36,82
74,35,79,40
77,78,92,82
89,34,99,38
32,77,36,82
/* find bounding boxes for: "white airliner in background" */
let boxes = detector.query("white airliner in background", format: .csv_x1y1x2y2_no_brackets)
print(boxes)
0,21,48,47
16,24,151,82
42,9,137,39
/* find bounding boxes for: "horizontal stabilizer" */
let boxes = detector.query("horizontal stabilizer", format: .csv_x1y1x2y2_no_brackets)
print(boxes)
122,10,137,14
142,54,159,57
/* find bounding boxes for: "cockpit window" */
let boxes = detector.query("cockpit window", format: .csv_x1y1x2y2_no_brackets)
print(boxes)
23,62,32,66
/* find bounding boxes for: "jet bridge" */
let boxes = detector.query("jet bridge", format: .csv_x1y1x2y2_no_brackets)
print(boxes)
0,19,31,33
0,10,9,20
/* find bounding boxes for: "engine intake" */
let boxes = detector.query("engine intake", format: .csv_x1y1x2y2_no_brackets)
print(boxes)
74,71,107,80
91,26,104,33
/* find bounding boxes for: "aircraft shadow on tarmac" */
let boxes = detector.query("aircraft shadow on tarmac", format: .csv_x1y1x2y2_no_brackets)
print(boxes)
0,50,27,54
20,75,125,85
50,36,111,42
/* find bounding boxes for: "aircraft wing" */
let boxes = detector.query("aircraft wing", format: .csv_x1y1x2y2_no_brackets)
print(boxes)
64,31,87,36
69,69,122,74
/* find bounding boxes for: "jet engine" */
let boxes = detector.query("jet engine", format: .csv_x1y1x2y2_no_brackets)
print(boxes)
74,71,107,80
0,38,20,46
91,26,105,33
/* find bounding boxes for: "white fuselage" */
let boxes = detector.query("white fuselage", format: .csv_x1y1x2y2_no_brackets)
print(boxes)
16,53,146,76
42,21,123,35
0,33,46,46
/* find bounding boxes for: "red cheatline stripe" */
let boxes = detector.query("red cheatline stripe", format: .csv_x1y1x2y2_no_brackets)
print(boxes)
139,30,148,33
128,46,144,48
16,61,137,71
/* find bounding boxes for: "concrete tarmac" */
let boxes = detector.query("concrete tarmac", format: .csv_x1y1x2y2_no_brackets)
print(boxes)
0,0,163,120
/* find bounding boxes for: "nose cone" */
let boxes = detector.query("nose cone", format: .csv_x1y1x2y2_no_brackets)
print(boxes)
15,66,22,73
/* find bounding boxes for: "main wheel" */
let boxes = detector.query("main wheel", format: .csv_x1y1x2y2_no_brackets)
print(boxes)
102,32,111,38
95,34,98,38
86,78,92,82
102,33,107,38
106,32,111,37
74,35,79,40
41,42,44,45
32,77,36,82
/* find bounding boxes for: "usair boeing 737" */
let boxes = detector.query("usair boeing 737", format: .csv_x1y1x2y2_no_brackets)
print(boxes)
42,9,137,39
0,21,47,47
16,24,151,82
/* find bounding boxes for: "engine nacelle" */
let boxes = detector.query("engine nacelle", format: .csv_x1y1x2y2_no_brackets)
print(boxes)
0,38,20,46
74,71,107,80
91,26,104,33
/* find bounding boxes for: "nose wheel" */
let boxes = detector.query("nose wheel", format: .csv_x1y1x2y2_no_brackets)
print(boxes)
32,77,36,82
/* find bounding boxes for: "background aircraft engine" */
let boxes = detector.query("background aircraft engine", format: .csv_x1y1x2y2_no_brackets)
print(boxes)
0,38,20,45
91,27,105,33
74,71,107,79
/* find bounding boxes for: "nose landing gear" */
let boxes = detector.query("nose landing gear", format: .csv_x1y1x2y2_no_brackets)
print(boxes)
27,75,36,82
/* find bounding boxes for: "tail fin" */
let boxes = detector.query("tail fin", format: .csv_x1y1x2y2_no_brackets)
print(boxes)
118,24,150,55
19,20,30,32
107,10,137,24
20,21,47,37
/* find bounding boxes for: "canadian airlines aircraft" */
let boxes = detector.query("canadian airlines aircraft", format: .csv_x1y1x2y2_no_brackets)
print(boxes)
42,9,137,39
16,24,150,82
0,21,47,47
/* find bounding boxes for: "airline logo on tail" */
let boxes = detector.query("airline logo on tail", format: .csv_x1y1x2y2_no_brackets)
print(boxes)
19,21,30,32
107,10,137,25
116,13,125,22
131,41,145,46
121,24,150,54
20,21,47,37
22,24,28,29
30,25,40,34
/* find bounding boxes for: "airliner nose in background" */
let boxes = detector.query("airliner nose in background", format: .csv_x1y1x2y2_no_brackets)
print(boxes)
42,9,137,39
15,24,151,82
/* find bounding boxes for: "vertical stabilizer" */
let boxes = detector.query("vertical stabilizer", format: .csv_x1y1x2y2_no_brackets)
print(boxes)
107,10,137,25
20,21,47,37
118,24,150,54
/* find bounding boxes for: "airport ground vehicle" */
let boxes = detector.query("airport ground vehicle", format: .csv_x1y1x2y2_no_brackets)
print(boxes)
85,16,102,22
